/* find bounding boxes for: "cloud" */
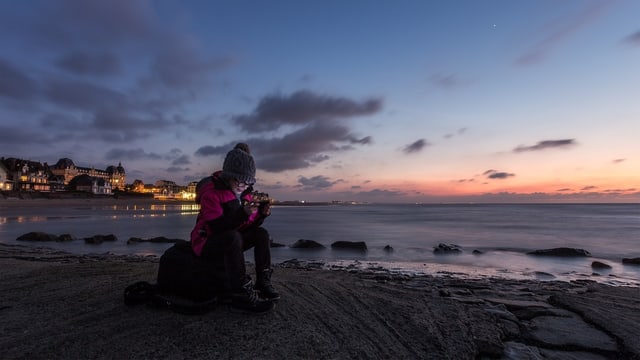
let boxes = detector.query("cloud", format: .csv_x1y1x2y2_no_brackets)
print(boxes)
402,139,430,154
297,175,340,190
144,40,235,89
55,51,121,76
27,0,157,49
104,148,163,161
195,91,378,172
166,166,190,172
604,188,637,193
513,139,576,153
194,145,226,157
0,0,231,154
483,169,515,180
45,79,128,112
0,58,39,101
194,124,367,172
171,154,191,166
253,122,369,172
445,127,467,139
231,90,383,133
581,185,598,191
612,158,626,164
355,189,406,198
623,30,640,46
0,125,51,145
429,74,470,89
514,1,614,66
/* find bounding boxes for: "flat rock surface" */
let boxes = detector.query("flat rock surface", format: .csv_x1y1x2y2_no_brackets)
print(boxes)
1,244,639,359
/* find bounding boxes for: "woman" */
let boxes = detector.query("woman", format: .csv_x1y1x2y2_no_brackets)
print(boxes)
190,143,278,313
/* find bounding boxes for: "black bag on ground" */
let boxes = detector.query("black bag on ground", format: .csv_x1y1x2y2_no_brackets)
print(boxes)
124,281,218,315
124,240,226,314
157,240,226,302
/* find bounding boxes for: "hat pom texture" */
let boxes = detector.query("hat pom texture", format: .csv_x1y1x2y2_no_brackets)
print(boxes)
222,143,256,184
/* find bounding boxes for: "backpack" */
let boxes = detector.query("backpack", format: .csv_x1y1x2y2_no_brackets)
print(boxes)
124,240,226,314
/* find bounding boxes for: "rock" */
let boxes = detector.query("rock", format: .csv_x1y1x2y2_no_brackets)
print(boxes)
127,236,183,244
331,241,367,251
549,285,640,357
290,239,325,249
270,241,286,248
539,349,612,360
17,232,61,242
622,257,640,265
484,297,553,311
524,314,618,352
591,261,612,269
472,249,484,255
127,237,143,244
84,234,117,244
383,245,394,252
527,247,591,257
57,234,76,242
433,243,462,254
502,342,543,360
534,271,555,280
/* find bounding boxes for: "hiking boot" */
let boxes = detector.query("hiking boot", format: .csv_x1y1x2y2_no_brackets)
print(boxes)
231,279,275,314
256,269,280,301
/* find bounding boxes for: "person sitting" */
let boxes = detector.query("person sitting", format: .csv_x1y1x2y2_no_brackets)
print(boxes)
190,143,279,313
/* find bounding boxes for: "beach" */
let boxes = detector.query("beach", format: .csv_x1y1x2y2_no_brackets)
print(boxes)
1,243,639,360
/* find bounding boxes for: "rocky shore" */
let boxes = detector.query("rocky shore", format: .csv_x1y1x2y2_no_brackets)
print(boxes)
1,243,639,359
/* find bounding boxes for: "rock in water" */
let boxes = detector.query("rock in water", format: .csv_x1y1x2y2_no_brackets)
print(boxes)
84,234,118,244
17,232,60,242
331,241,367,251
527,248,591,257
290,239,325,249
622,257,640,265
591,261,612,269
433,243,462,254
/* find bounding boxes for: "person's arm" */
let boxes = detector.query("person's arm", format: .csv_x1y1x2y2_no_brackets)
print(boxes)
245,202,270,228
202,192,250,233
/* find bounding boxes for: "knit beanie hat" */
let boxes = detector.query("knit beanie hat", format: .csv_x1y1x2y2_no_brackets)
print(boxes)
222,143,256,184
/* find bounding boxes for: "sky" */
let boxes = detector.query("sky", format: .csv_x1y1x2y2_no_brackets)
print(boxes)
0,0,639,203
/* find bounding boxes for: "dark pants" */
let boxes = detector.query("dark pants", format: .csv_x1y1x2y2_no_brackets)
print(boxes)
201,227,271,290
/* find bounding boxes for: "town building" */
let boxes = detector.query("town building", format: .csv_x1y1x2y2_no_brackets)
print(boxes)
0,157,126,194
50,158,126,191
0,157,51,192
67,174,113,195
0,161,13,191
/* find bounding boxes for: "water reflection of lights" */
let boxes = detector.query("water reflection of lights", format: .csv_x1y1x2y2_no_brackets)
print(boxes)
179,204,200,216
0,216,49,224
132,214,168,218
181,204,200,211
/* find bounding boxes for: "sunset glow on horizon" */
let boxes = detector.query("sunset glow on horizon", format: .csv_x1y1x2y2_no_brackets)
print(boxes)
0,0,638,203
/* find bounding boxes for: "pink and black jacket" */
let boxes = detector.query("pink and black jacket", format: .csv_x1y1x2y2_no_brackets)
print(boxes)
190,171,263,256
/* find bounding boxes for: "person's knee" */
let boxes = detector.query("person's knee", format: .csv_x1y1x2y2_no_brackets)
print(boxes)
254,227,271,245
254,227,270,239
222,230,244,249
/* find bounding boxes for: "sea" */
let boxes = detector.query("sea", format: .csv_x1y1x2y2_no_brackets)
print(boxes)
1,202,639,286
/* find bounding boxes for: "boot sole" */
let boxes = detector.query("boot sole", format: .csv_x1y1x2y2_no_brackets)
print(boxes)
256,289,281,301
228,302,276,315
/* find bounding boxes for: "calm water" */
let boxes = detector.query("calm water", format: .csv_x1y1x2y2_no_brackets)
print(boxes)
1,202,639,285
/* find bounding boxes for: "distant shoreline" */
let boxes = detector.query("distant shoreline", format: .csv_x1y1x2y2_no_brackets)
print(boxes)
2,194,638,210
0,196,336,209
